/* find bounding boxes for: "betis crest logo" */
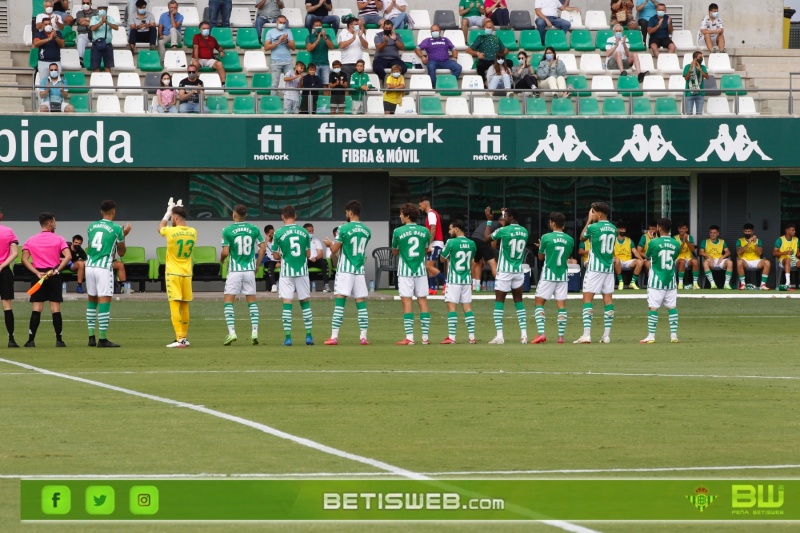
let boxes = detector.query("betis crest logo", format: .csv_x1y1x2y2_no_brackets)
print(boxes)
686,486,717,512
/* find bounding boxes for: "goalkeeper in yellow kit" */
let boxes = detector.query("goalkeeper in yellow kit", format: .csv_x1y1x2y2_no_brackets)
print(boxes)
158,198,197,348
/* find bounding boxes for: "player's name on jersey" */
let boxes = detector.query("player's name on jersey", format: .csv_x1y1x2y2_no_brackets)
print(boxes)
277,227,309,239
344,225,371,238
550,236,571,246
403,228,430,240
229,226,256,235
89,221,115,231
169,229,195,238
452,241,475,251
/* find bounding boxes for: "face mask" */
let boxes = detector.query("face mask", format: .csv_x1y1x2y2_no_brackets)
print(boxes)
431,31,440,38
710,11,718,18
83,4,92,10
45,7,53,14
518,57,524,62
138,8,146,14
201,28,210,36
44,24,53,33
277,23,285,30
49,70,59,79
353,25,359,31
391,71,401,78
314,27,322,33
333,68,341,73
162,77,170,83
545,53,554,60
657,10,665,16
615,32,623,39
187,72,197,78
484,28,493,35
496,57,504,63
98,9,106,16
696,57,703,65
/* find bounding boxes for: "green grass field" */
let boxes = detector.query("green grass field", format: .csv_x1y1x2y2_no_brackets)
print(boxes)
1,295,799,532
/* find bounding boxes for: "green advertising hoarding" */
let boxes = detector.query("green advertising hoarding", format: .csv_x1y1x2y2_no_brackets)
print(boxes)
0,116,792,170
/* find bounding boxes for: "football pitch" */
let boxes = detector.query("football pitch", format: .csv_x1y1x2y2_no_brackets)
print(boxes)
1,294,799,532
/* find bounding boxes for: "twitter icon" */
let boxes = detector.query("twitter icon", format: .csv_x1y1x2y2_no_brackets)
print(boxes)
85,486,115,515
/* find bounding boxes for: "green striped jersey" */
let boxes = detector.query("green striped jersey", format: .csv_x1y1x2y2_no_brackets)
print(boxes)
391,223,430,277
539,231,574,282
335,221,372,274
85,219,125,271
221,223,264,272
645,236,679,290
274,224,311,277
583,220,617,273
491,224,529,273
440,236,476,285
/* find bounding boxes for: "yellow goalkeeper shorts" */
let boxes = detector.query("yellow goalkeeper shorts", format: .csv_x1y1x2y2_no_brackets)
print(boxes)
166,274,193,302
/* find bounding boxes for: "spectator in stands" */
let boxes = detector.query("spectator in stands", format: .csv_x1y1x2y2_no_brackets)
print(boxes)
156,72,178,113
300,63,323,114
193,21,227,85
372,19,406,83
262,224,279,293
513,51,538,92
128,0,157,52
349,58,372,114
536,46,568,97
384,0,408,30
67,235,87,294
178,65,209,113
635,0,658,47
485,0,509,28
75,1,97,68
466,19,508,82
33,17,64,84
415,25,461,88
339,16,369,80
256,0,284,44
698,3,725,53
460,0,485,42
89,5,118,72
158,1,184,58
647,3,675,57
209,0,232,28
383,63,405,114
683,51,707,115
307,19,334,85
37,2,66,31
486,53,512,93
534,0,571,46
265,15,296,91
773,223,799,290
610,0,638,30
329,60,348,113
39,63,74,113
736,223,771,290
304,224,331,291
606,23,648,82
52,1,74,27
305,0,340,34
358,0,384,28
283,61,305,114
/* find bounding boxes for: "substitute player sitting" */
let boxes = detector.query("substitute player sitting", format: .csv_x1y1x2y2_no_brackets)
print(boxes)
439,220,477,345
641,217,680,344
613,221,642,290
773,223,800,290
735,223,770,290
698,224,732,289
532,212,574,344
158,198,196,348
674,222,698,289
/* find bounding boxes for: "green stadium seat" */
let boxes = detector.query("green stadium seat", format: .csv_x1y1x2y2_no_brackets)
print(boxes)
654,96,680,115
496,29,518,51
520,30,545,51
544,30,569,51
183,27,200,48
420,96,444,115
550,97,575,115
632,96,653,115
191,246,221,281
570,30,594,51
236,27,262,49
296,50,312,67
232,95,256,114
70,94,90,113
325,28,339,48
211,27,235,49
617,75,642,97
207,95,230,113
498,97,522,116
120,246,149,292
29,48,39,69
252,73,272,95
82,50,103,71
396,29,416,49
259,95,283,114
62,26,77,47
316,95,331,113
292,28,309,49
344,95,353,114
153,246,167,286
529,53,543,66
221,51,242,72
578,97,601,115
525,97,548,115
64,72,88,94
595,30,613,50
602,97,627,115
137,50,163,72
721,74,745,96
468,30,481,47
566,75,589,97
436,74,460,96
624,30,646,51
225,73,249,94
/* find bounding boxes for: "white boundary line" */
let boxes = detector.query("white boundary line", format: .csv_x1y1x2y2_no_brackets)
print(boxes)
396,293,800,300
0,357,598,533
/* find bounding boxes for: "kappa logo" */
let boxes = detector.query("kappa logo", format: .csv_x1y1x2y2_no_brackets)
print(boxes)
474,126,507,160
255,125,289,161
524,124,600,163
611,124,686,163
696,124,772,162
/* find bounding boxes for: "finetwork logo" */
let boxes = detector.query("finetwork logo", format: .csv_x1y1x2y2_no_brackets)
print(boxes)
255,125,289,161
474,126,506,161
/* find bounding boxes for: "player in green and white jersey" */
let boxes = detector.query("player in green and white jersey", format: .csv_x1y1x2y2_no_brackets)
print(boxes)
483,207,529,345
272,205,313,346
85,200,130,348
532,212,574,345
641,217,680,344
220,204,265,346
391,203,432,345
575,202,617,344
323,200,372,346
439,220,477,345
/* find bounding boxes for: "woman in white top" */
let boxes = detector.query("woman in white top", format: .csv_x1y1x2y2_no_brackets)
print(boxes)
338,16,370,79
536,46,568,96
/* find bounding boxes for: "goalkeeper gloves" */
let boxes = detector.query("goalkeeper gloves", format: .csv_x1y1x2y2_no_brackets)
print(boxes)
162,197,176,222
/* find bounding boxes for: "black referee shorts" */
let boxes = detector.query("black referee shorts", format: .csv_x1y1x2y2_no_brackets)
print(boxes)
30,269,63,303
0,266,13,300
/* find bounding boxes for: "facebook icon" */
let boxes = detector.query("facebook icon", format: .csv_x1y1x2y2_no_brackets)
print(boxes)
41,485,71,515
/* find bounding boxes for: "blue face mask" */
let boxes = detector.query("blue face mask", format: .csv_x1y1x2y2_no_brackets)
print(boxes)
431,31,440,39
333,68,341,73
201,28,210,37
138,8,146,15
391,71,401,78
98,9,106,16
277,23,285,30
545,53,554,60
615,32,623,39
657,10,665,17
484,28,493,35
353,25,360,32
710,11,718,18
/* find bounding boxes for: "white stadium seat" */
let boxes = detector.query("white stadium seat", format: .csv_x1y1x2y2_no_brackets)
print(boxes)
591,75,616,97
706,96,731,115
560,53,579,75
409,10,432,30
737,96,759,115
403,52,424,73
445,96,471,115
151,7,168,22
181,7,201,27
164,50,188,72
667,74,685,96
707,53,734,75
584,11,610,30
671,30,695,51
367,73,380,91
473,97,496,115
642,75,666,97
112,50,136,71
656,53,682,75
328,50,342,67
457,53,476,75
409,74,434,96
681,52,696,69
230,7,253,27
579,53,605,75
638,53,656,75
116,72,142,94
107,6,121,22
561,11,584,30
282,8,304,30
23,25,33,47
199,73,223,95
366,29,381,50
396,96,417,115
367,95,384,114
111,28,128,48
90,72,115,94
61,49,82,71
462,75,484,91
416,30,431,46
243,51,269,72
361,52,373,73
124,94,147,114
96,94,122,114
444,30,467,51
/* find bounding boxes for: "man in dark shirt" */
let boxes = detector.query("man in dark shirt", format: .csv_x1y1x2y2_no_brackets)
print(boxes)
178,66,209,113
647,3,675,57
305,0,339,33
67,235,88,294
33,17,64,83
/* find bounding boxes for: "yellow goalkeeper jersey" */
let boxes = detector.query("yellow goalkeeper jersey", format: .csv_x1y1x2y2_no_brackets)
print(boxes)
614,236,634,261
160,225,197,276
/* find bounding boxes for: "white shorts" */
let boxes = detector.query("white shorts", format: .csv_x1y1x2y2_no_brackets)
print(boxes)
741,259,762,269
197,58,218,68
279,275,310,300
619,259,638,268
464,15,485,27
535,279,568,301
444,283,472,304
334,272,368,299
707,258,730,268
86,267,114,298
583,270,615,294
778,256,798,269
495,271,524,292
698,33,719,45
647,288,677,309
224,270,257,296
398,276,428,298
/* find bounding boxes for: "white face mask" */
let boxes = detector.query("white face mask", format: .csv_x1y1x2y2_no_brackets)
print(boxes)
138,8,146,14
45,7,53,14
710,11,718,18
44,24,53,33
277,23,285,30
391,71,401,78
353,25,360,32
496,57,504,64
545,53,554,60
431,31,440,38
332,68,341,73
83,3,92,11
657,10,665,16
98,9,106,16
201,28,210,36
615,32,623,39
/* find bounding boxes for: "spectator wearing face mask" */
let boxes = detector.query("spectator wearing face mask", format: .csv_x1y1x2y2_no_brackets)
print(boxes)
128,0,157,52
178,65,209,113
89,5,119,72
192,20,226,85
415,24,461,88
466,19,508,83
75,1,98,67
33,17,64,83
156,72,178,113
537,46,568,97
486,53,512,94
39,63,74,113
698,3,725,53
264,15,296,92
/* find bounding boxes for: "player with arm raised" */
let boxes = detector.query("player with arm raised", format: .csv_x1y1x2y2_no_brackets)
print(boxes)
641,217,680,344
220,204,265,346
158,198,196,348
439,219,477,345
392,203,431,345
272,205,313,346
85,200,131,348
532,212,574,344
323,200,372,346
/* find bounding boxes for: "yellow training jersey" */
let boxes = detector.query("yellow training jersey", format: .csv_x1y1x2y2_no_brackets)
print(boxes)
700,238,726,259
674,234,695,260
614,236,634,261
160,225,198,276
579,240,591,265
775,236,799,260
638,233,653,254
737,237,762,261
